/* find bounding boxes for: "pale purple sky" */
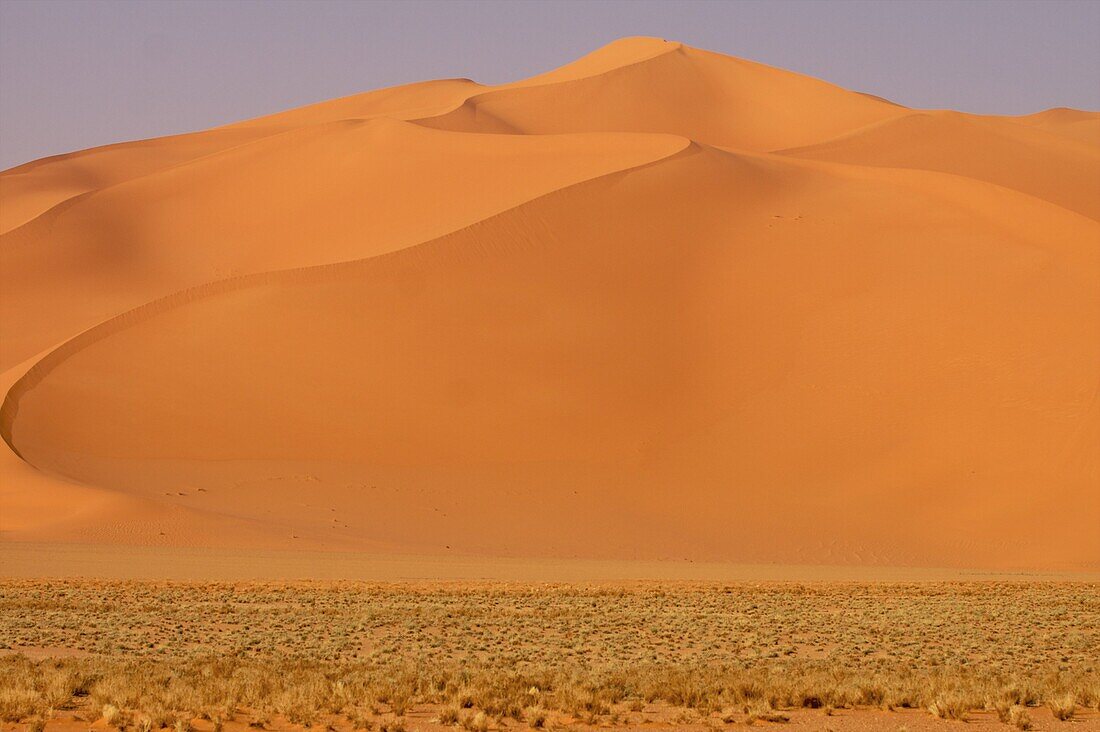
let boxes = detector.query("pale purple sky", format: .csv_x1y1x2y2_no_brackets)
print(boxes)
2,0,1098,170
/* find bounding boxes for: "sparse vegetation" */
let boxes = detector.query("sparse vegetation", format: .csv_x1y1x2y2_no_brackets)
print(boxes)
0,580,1096,728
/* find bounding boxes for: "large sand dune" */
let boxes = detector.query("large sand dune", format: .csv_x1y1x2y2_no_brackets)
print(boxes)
1,37,1097,574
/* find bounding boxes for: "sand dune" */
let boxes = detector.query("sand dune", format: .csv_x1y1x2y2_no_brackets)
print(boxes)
779,110,1100,220
0,127,276,235
416,39,907,151
1014,107,1100,147
2,37,1098,575
1,120,684,369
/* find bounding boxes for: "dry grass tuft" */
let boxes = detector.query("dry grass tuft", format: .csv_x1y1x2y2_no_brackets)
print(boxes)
0,688,41,723
1010,705,1033,730
1049,693,1076,721
744,702,790,724
995,701,1035,729
461,710,490,732
438,705,462,725
379,717,407,732
927,694,969,721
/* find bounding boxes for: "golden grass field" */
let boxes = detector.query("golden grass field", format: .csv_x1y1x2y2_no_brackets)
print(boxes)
1,581,1098,730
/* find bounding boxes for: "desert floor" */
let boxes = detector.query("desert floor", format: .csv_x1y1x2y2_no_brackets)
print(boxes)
1,581,1097,730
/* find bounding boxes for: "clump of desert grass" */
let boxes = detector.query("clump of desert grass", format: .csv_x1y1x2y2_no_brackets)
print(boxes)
526,706,548,728
378,717,407,732
1049,693,1076,721
1011,707,1034,730
743,700,790,724
437,704,462,725
927,693,969,721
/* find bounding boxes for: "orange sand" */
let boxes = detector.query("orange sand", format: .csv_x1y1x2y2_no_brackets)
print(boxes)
1,37,1097,577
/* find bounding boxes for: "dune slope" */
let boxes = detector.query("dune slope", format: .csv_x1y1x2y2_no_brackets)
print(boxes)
0,78,488,237
2,37,1098,573
778,111,1100,220
5,145,1098,569
1013,107,1100,148
1,121,685,369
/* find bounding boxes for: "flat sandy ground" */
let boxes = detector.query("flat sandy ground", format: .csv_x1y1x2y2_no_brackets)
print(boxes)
1,581,1097,730
6,543,1099,583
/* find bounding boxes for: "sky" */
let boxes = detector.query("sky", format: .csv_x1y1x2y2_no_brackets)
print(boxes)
2,0,1099,170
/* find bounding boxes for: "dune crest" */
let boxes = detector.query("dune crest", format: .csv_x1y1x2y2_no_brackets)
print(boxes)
2,38,1098,574
414,40,908,150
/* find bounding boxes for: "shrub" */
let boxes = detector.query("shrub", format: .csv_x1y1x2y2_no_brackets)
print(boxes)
928,694,968,721
438,705,461,725
527,707,547,728
1009,706,1032,730
380,718,407,732
1049,694,1075,721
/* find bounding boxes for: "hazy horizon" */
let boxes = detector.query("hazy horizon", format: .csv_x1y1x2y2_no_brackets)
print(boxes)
2,0,1099,170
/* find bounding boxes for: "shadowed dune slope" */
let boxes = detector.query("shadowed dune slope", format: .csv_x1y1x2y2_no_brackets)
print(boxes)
223,77,486,131
0,127,276,235
1,123,686,370
0,78,490,237
779,111,1100,220
1013,108,1100,148
5,145,1098,569
2,37,1098,573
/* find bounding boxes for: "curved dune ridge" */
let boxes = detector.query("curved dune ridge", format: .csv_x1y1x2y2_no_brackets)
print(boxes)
1,37,1098,571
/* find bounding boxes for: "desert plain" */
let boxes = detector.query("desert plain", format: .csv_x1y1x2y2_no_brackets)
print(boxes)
0,36,1098,729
